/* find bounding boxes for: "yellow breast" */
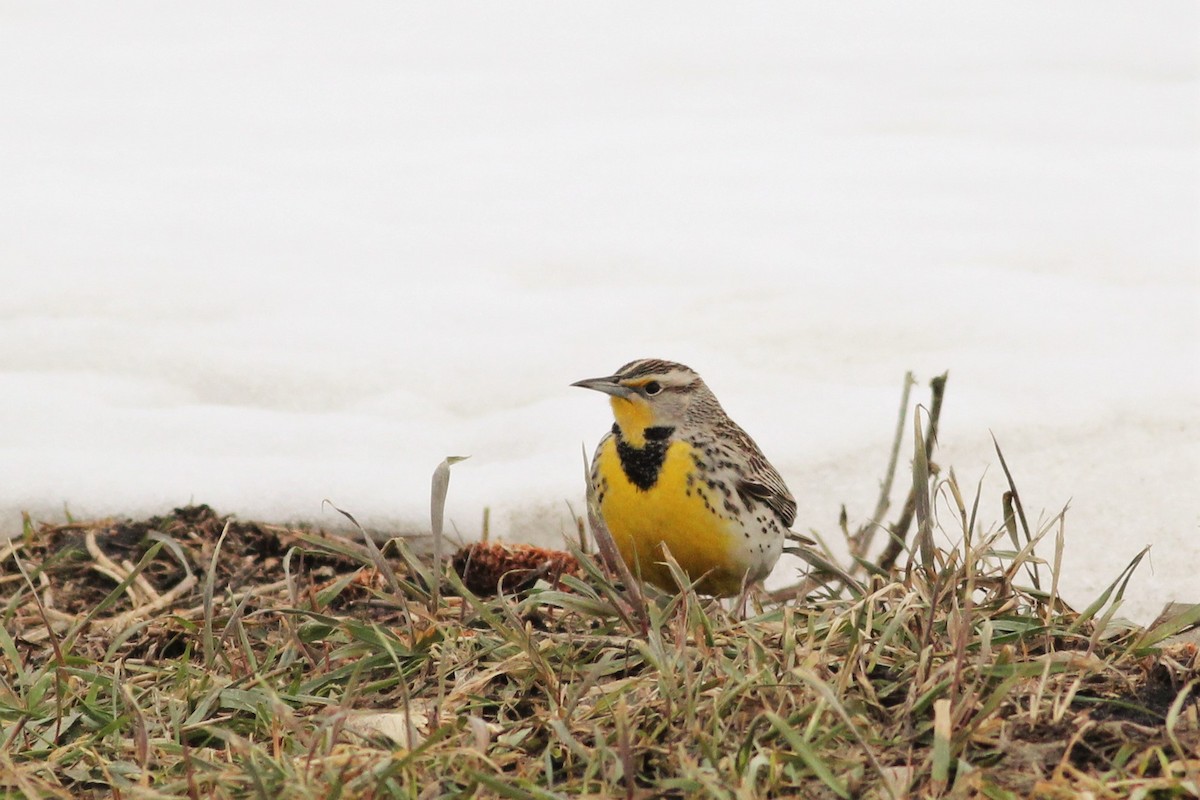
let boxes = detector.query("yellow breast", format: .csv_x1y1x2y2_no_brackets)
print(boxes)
594,436,751,596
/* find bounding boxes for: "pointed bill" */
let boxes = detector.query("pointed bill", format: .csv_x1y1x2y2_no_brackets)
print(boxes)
570,376,634,399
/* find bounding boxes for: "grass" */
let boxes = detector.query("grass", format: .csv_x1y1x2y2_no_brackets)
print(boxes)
2,383,1198,798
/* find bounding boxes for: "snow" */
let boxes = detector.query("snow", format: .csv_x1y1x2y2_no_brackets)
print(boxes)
2,2,1196,623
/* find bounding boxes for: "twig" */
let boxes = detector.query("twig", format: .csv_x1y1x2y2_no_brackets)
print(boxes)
849,372,915,569
85,531,152,606
912,409,934,571
877,372,948,573
100,573,199,633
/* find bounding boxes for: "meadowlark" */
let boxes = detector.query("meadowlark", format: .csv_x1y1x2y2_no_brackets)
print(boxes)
573,358,804,597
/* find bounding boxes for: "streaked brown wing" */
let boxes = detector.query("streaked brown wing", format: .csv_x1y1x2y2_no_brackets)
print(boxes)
736,473,797,529
722,420,797,528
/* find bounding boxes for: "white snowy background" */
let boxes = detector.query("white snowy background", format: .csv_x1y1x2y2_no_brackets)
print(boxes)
2,3,1196,622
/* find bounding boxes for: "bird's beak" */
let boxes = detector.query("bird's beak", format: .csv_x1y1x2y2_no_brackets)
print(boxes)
571,375,634,399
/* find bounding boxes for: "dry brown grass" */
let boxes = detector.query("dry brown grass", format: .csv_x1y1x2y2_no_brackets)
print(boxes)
2,377,1197,798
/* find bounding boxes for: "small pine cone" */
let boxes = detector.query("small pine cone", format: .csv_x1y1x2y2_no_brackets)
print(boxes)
451,542,580,597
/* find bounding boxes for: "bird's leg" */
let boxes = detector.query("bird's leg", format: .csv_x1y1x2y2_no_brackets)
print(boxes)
731,570,755,620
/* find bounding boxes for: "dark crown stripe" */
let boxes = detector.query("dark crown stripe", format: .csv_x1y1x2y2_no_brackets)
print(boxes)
616,358,692,380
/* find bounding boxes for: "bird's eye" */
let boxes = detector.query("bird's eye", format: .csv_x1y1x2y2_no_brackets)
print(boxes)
643,381,662,396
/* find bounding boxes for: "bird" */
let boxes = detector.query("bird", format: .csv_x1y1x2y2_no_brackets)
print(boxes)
572,358,806,597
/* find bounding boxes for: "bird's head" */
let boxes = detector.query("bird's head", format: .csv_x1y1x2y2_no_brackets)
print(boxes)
572,358,710,445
